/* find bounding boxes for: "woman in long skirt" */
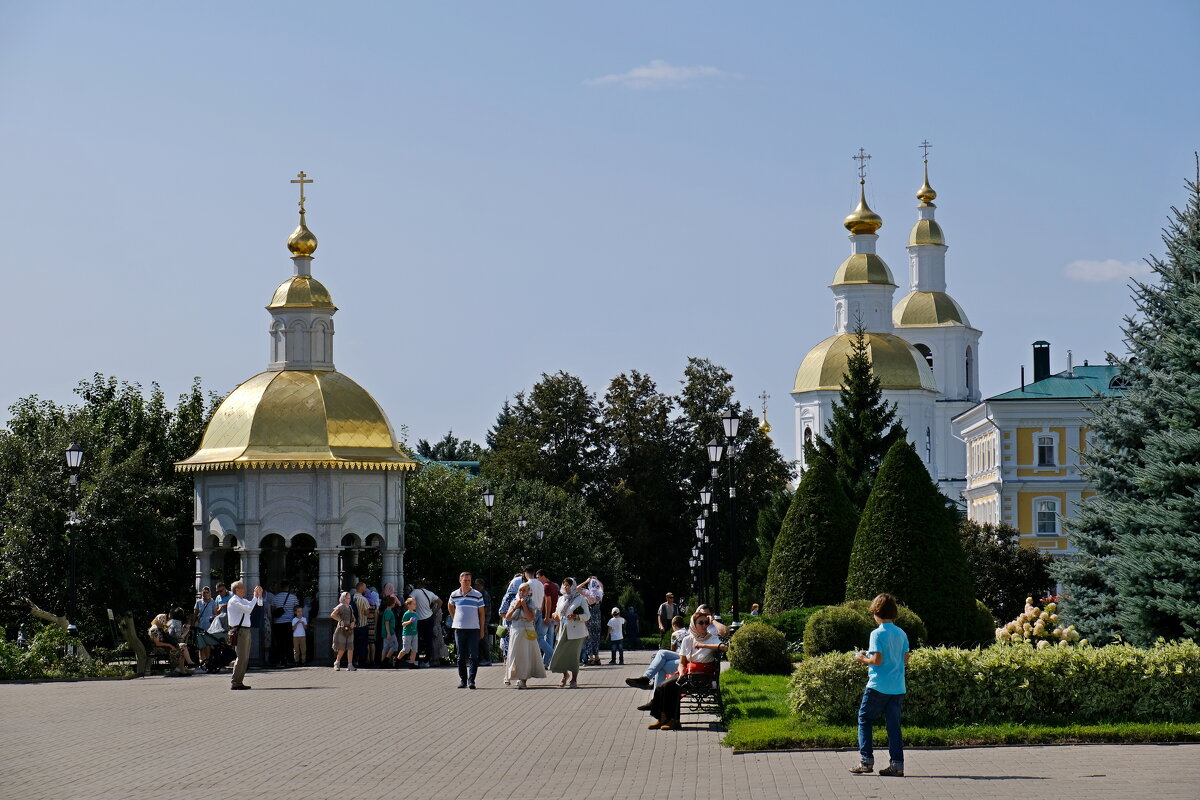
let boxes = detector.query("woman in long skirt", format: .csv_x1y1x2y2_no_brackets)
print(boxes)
548,577,590,687
504,582,546,688
580,576,605,666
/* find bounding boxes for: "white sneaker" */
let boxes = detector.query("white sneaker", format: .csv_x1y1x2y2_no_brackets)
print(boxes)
334,664,341,671
348,664,357,671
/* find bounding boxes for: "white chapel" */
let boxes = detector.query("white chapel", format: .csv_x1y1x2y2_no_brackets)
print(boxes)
792,156,981,501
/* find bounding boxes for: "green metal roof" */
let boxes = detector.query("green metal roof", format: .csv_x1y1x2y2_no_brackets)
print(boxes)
989,365,1125,401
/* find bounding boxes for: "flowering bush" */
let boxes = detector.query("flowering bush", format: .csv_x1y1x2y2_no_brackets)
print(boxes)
789,639,1200,725
995,597,1086,647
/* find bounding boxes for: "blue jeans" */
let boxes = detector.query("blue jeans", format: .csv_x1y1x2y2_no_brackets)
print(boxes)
645,649,679,687
857,689,904,768
536,614,555,667
610,639,624,660
454,628,480,683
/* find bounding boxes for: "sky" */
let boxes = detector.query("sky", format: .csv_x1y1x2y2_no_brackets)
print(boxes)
2,1,1197,467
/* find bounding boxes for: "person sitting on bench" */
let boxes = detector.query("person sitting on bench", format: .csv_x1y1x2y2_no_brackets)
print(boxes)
643,613,722,730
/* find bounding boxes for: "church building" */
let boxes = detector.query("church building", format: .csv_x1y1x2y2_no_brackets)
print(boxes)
176,175,417,661
792,154,981,501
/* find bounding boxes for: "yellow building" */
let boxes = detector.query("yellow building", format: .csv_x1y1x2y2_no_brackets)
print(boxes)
953,341,1124,553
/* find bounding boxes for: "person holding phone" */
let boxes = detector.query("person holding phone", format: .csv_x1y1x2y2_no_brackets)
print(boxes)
548,577,590,688
849,594,910,778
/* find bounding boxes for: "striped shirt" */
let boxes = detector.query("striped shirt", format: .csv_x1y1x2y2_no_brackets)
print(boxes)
449,589,485,629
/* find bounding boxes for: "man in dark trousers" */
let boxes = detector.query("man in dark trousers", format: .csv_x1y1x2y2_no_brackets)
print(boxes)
226,580,263,690
657,593,678,648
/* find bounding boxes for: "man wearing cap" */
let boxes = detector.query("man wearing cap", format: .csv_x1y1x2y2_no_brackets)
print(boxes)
656,592,678,648
605,606,626,664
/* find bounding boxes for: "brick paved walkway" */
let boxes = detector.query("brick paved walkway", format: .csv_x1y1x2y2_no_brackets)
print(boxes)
1,651,1195,799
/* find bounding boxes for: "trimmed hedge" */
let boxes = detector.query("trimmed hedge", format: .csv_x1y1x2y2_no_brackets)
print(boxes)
790,640,1200,726
728,622,792,675
803,601,927,657
760,607,825,643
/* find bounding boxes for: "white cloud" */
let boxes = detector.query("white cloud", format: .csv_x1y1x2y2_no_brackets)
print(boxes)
1063,258,1152,282
584,59,733,90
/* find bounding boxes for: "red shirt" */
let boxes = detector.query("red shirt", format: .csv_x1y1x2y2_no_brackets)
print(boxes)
541,580,560,617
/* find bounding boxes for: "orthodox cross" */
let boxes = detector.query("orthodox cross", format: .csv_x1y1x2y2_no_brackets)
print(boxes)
758,390,770,416
919,140,933,161
852,148,871,182
290,171,313,213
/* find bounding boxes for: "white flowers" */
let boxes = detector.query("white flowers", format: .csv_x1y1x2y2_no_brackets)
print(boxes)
995,600,1085,648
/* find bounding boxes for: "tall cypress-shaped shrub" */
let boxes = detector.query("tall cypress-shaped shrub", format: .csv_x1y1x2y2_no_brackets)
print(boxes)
845,440,975,644
1056,174,1200,645
763,457,857,614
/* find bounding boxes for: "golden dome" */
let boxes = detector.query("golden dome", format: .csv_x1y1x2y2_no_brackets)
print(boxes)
917,162,937,206
843,183,883,235
892,291,970,327
831,253,895,287
908,219,945,246
175,370,418,472
793,332,938,393
287,216,319,257
268,275,336,310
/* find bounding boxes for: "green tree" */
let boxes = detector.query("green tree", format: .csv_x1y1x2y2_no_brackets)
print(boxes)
596,370,688,602
482,371,605,498
0,375,212,644
763,456,858,614
845,439,975,645
958,520,1053,621
1056,175,1200,645
416,430,484,461
810,324,908,510
677,357,792,613
738,488,793,609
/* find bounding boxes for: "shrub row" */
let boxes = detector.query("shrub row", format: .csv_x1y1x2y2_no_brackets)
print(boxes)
802,601,928,657
759,607,825,644
789,640,1200,726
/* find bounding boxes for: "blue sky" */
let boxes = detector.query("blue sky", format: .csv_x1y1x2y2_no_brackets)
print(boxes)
2,1,1197,466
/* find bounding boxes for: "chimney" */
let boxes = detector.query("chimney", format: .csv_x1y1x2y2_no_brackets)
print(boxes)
1020,365,1026,392
1067,349,1074,377
1033,341,1051,383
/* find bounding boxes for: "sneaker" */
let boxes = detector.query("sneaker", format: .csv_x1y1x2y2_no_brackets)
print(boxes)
625,676,652,690
457,681,467,689
348,665,357,672
879,766,904,777
848,765,873,774
334,664,341,671
468,682,477,690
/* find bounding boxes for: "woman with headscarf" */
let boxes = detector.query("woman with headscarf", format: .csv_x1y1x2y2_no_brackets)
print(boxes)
148,614,193,676
579,575,605,666
644,611,722,730
330,591,355,671
503,580,546,689
548,577,590,687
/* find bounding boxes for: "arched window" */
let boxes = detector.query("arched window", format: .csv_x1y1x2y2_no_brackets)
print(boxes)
965,346,974,393
1035,498,1059,535
914,344,933,370
804,427,813,445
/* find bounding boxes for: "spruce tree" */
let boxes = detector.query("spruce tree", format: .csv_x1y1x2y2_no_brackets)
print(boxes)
811,324,908,510
845,439,975,645
1056,174,1200,645
763,456,857,614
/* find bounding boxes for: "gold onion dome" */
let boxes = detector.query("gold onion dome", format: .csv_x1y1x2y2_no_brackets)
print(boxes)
917,162,937,205
793,333,937,393
831,253,895,287
893,291,970,327
287,215,319,257
843,182,883,235
175,370,418,472
268,275,336,310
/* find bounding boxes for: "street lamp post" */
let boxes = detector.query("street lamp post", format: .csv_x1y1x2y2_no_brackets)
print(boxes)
482,489,496,592
64,443,84,625
706,438,724,619
722,409,741,623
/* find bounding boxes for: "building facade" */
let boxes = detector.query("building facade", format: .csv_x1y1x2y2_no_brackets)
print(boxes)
953,341,1123,553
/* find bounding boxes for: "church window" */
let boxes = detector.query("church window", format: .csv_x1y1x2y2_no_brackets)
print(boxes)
1037,436,1055,466
804,427,813,445
925,427,932,462
1035,499,1059,535
965,346,974,393
914,344,933,370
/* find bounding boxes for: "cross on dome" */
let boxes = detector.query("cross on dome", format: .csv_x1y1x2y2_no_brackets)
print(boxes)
291,170,313,214
852,147,872,182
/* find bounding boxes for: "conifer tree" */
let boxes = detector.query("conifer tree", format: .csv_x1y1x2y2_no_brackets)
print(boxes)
763,456,857,614
845,439,975,645
1056,173,1200,645
810,324,908,510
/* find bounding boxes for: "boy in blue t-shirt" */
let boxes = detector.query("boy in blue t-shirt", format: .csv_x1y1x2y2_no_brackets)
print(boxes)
849,593,910,778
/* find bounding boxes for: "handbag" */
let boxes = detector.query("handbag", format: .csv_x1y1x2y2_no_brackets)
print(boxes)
523,628,538,641
226,626,239,647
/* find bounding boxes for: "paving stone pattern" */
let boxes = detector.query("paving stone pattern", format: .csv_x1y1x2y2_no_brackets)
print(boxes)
0,651,1195,800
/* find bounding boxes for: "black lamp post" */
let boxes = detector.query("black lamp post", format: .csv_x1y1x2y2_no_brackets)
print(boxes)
64,443,84,625
482,489,496,589
721,408,741,622
706,438,724,619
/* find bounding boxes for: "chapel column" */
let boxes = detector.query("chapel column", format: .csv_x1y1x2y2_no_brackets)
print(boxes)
314,547,340,665
194,548,212,596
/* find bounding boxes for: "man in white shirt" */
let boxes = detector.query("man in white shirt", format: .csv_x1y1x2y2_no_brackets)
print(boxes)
226,580,263,690
409,579,440,667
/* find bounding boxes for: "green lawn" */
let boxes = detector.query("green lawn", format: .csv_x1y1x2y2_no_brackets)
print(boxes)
719,669,1200,752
